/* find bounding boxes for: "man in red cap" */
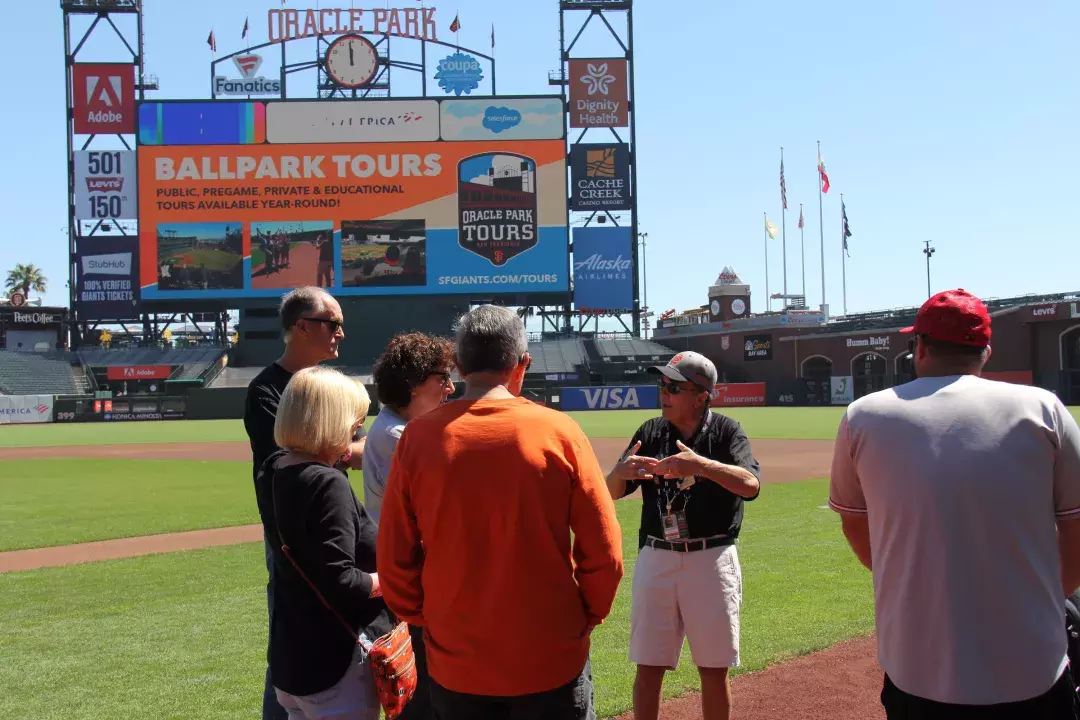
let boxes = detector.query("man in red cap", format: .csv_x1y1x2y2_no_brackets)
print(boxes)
830,289,1080,717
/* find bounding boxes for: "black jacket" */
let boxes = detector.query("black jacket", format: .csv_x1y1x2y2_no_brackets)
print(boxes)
255,450,392,696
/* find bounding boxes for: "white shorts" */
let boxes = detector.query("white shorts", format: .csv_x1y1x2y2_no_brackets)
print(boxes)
275,641,381,720
629,543,742,669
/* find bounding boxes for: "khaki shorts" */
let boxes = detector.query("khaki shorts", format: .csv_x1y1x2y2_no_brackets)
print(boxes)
629,543,742,669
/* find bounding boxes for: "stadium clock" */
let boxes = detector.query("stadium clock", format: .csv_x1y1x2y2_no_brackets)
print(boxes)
325,35,379,88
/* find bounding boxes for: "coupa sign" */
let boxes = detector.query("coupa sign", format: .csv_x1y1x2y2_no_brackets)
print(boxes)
560,385,659,411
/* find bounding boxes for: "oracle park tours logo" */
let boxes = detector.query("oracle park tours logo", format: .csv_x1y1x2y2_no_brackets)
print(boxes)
213,54,282,96
457,153,538,266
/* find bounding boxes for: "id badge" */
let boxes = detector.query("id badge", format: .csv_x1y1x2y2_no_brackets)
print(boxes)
662,511,689,541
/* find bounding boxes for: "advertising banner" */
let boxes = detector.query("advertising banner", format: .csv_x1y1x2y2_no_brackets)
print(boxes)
74,150,137,220
572,226,633,311
743,334,773,360
568,59,629,128
0,394,54,425
105,366,173,381
569,143,631,212
75,236,141,320
72,63,136,134
710,383,766,408
831,376,855,405
137,103,568,299
439,97,565,141
266,100,440,144
560,385,659,411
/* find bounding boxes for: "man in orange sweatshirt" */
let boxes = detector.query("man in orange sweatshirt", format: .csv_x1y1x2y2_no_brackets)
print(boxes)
377,304,624,719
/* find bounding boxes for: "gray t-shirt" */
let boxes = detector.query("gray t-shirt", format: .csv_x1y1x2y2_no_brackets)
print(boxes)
363,407,406,525
830,374,1080,705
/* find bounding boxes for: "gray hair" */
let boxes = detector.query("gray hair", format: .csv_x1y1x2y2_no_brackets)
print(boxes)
454,305,528,375
279,286,330,332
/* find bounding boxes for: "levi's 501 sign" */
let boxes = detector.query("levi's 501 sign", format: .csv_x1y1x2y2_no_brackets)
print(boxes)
74,151,137,220
137,98,569,300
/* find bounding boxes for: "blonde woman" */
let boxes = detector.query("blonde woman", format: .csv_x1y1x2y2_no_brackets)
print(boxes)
255,366,390,720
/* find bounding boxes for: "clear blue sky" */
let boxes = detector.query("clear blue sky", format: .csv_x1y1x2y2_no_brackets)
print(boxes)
3,0,1078,318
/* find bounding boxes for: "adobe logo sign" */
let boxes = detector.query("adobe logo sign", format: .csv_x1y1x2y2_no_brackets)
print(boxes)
72,63,136,134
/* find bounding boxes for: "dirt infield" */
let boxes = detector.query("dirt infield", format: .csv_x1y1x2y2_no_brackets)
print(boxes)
0,438,834,485
609,635,884,720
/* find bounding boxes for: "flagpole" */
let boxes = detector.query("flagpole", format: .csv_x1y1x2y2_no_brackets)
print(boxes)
781,146,788,310
817,140,826,314
841,192,848,316
800,202,806,301
763,212,770,312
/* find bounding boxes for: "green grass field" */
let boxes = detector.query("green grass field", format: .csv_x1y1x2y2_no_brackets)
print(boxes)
341,244,390,263
0,407,851,448
0,479,872,720
163,249,240,271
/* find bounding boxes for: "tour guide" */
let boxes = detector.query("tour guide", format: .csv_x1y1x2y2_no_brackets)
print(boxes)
606,351,761,720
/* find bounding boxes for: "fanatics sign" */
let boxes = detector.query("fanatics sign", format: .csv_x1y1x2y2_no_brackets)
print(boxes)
73,64,136,134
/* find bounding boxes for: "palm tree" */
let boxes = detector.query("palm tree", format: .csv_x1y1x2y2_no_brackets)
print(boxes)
5,264,48,299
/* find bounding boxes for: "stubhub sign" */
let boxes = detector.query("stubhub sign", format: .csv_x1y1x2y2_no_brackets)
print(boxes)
560,385,659,411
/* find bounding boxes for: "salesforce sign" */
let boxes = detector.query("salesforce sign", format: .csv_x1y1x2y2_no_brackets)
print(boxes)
561,385,659,411
573,226,633,312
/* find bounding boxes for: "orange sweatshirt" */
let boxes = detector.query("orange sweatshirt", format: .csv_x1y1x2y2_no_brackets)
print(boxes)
376,397,624,697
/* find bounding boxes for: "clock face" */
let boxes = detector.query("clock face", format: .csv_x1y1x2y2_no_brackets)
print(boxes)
325,35,379,88
710,300,721,316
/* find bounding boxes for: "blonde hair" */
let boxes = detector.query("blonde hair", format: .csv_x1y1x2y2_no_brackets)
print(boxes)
274,366,370,460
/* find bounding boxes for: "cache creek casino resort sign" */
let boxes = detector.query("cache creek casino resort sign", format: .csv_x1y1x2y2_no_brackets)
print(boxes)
136,96,569,299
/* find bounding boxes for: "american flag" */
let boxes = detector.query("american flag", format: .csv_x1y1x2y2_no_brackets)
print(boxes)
780,158,788,210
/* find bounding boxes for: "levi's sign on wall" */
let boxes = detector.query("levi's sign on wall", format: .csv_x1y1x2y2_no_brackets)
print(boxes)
106,366,173,381
560,385,659,411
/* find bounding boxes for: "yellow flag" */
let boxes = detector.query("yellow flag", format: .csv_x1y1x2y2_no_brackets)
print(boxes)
765,218,779,239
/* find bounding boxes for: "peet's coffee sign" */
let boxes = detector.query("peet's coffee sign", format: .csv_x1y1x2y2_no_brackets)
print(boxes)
846,335,890,351
11,311,64,325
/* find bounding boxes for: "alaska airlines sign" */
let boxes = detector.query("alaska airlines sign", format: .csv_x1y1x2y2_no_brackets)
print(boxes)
268,7,439,43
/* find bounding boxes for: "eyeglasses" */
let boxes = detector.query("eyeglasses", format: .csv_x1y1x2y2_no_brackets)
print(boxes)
658,379,702,395
301,317,343,333
428,371,453,386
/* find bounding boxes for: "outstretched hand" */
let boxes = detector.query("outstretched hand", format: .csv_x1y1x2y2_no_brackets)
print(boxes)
653,440,705,478
613,440,661,482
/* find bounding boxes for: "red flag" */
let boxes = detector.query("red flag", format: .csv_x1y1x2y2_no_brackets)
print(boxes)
207,29,216,52
818,152,830,194
449,14,461,33
798,206,804,229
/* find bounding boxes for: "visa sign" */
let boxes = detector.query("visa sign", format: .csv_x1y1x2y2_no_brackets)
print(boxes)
561,385,659,411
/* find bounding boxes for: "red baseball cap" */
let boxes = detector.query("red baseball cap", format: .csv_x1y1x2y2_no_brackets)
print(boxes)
900,289,991,347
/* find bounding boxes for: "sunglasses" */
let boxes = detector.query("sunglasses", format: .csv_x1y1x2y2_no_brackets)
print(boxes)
658,378,703,395
427,371,453,385
301,317,343,333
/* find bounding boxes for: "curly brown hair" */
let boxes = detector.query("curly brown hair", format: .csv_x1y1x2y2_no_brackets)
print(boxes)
373,332,455,410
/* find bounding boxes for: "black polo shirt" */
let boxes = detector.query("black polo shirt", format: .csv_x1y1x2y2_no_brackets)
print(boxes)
623,411,761,549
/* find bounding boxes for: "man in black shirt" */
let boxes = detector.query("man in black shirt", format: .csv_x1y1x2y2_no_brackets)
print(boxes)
244,286,367,720
606,351,761,720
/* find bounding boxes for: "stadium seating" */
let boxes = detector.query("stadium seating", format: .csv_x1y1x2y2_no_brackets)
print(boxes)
77,347,226,381
526,338,588,375
593,337,674,361
0,350,89,395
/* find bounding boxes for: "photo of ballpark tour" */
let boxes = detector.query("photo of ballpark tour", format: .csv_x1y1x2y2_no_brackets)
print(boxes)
5,2,1080,720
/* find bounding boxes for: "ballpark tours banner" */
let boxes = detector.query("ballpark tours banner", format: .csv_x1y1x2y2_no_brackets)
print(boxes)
0,394,54,424
137,99,569,300
710,383,766,408
569,143,630,212
572,226,633,311
75,236,141,320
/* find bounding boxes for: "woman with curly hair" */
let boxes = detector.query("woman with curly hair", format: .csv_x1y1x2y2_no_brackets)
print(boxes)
365,332,455,720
